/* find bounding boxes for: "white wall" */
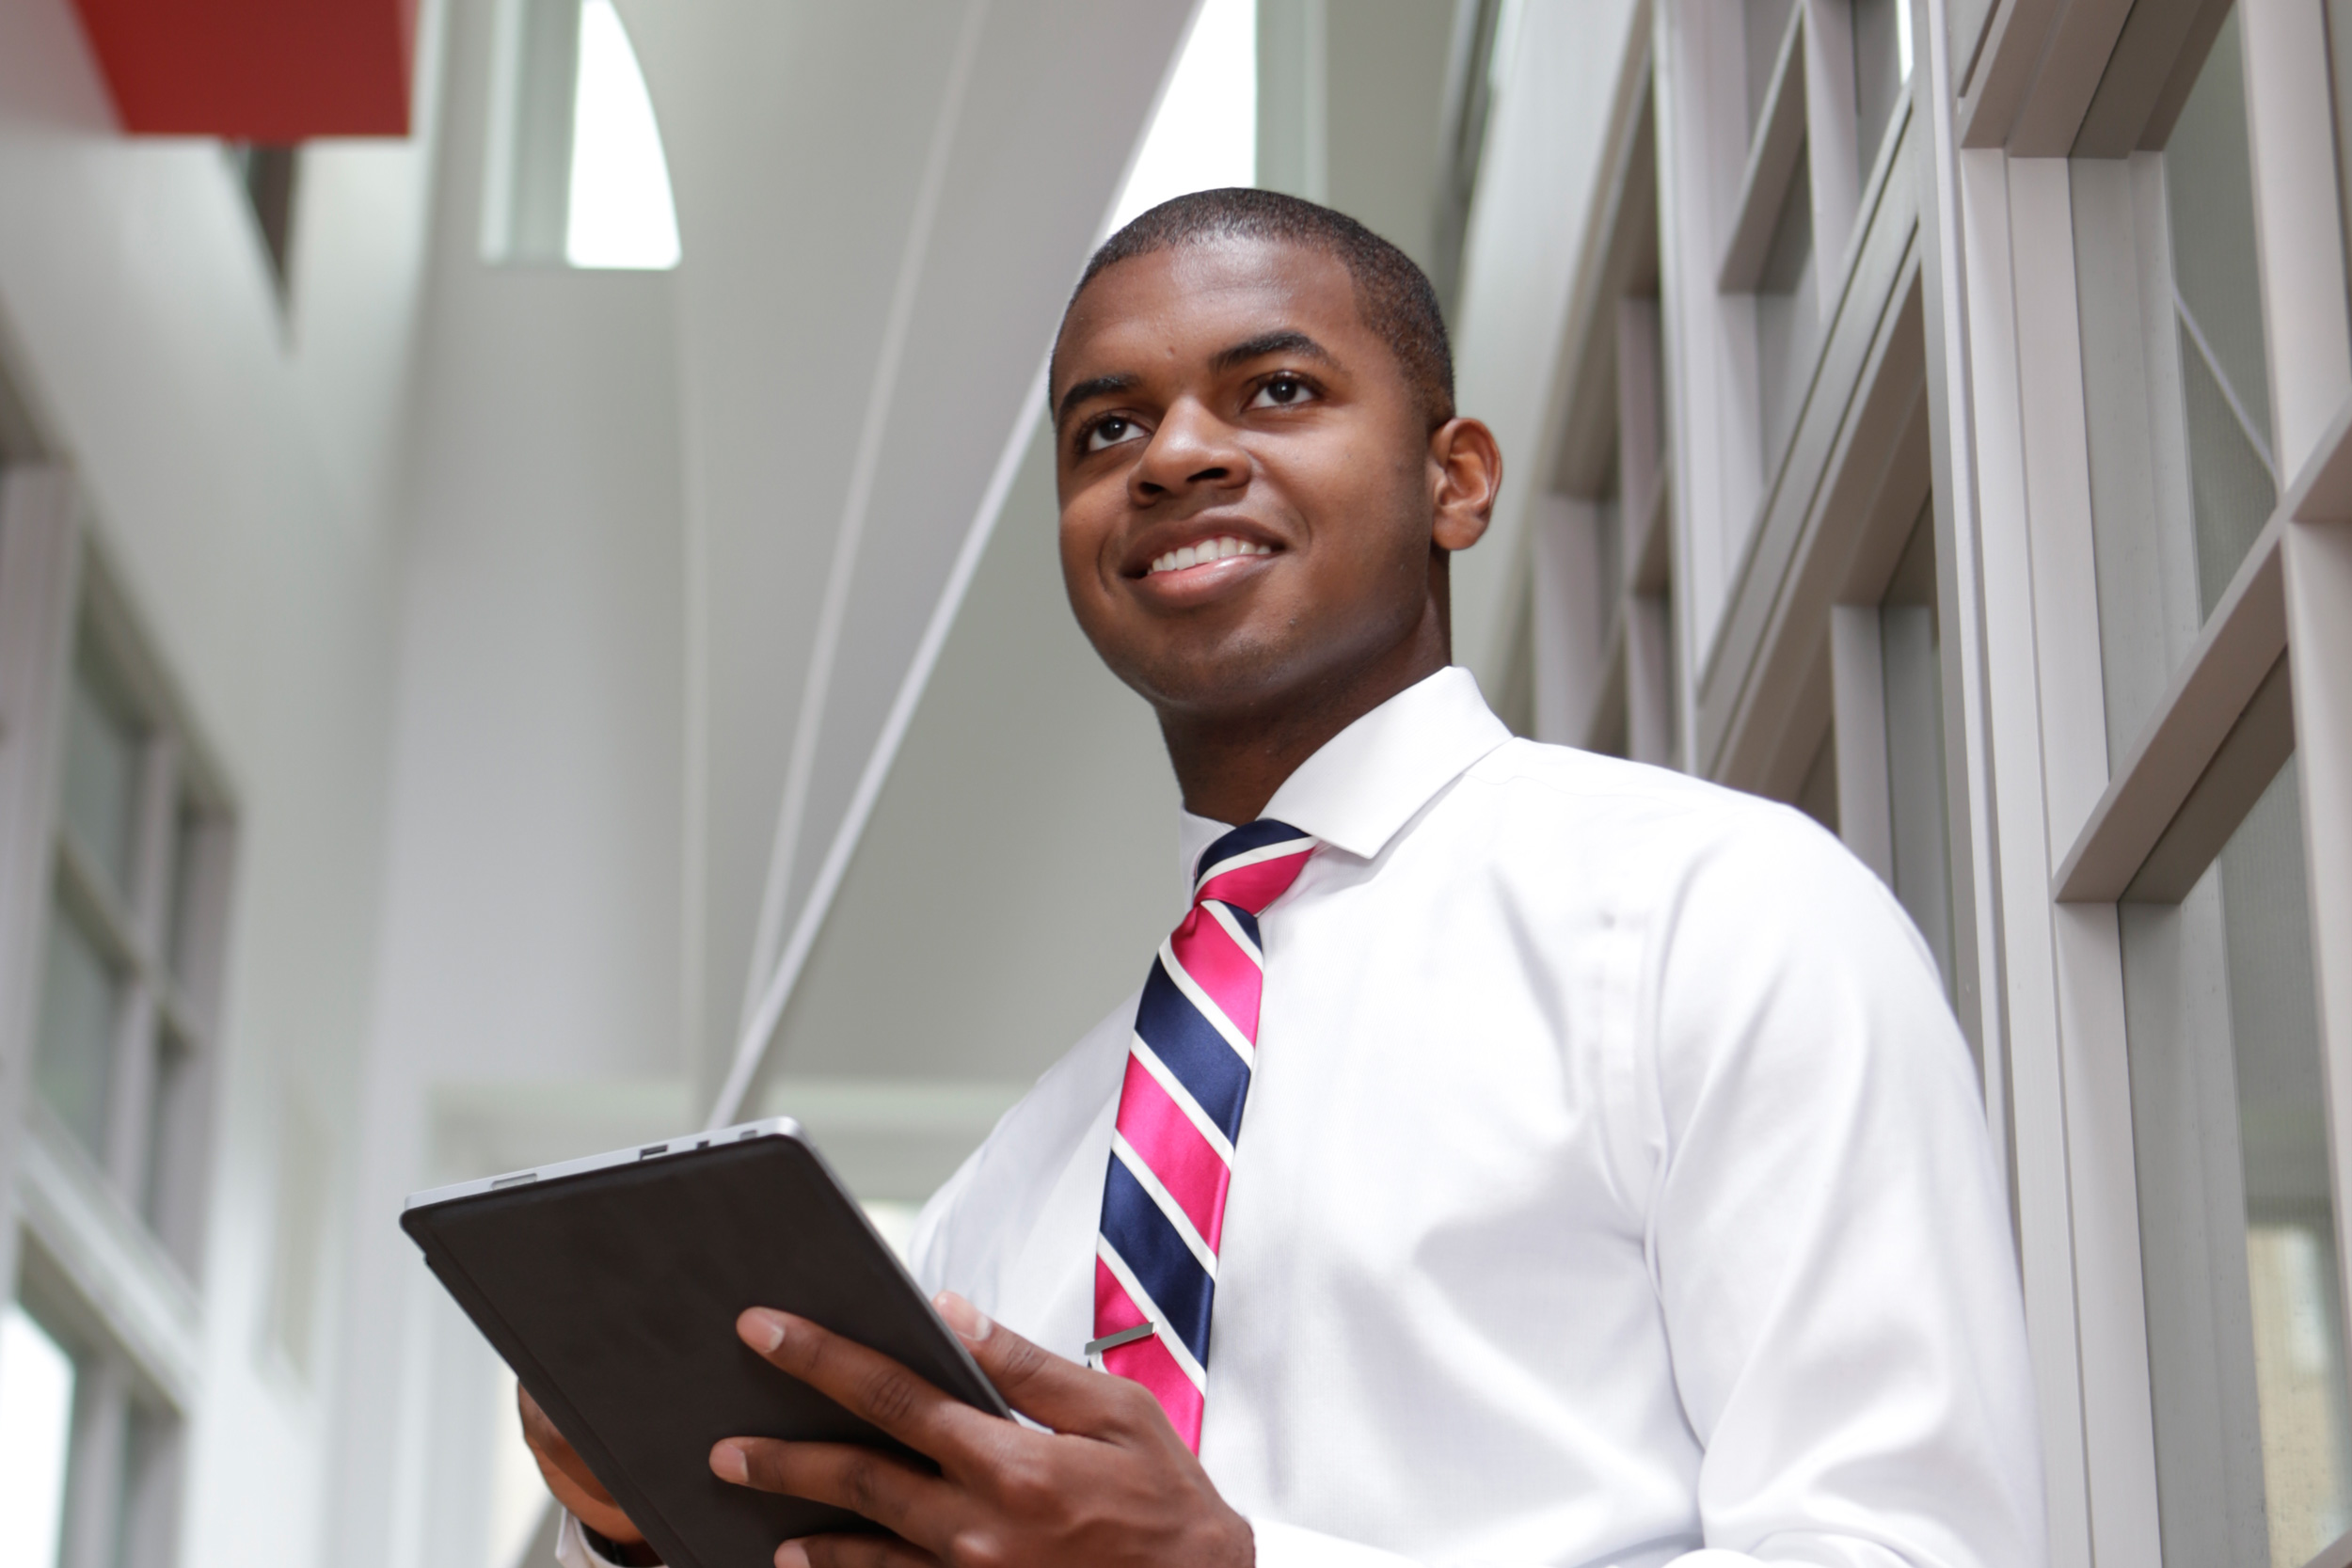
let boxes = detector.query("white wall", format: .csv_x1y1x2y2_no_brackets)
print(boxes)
329,0,692,1560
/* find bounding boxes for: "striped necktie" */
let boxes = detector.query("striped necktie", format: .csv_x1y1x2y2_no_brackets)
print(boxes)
1089,818,1317,1450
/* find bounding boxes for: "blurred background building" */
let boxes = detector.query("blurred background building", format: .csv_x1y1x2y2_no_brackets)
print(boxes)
0,1,2345,1565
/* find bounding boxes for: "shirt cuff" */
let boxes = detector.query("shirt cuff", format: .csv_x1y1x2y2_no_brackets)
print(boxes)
555,1511,662,1567
1249,1517,1421,1568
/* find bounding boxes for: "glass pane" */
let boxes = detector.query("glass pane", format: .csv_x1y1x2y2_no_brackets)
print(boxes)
113,1399,176,1568
0,1303,78,1568
1880,503,1953,996
165,798,203,984
2166,6,2277,612
1852,0,1914,174
1746,0,1799,135
1595,449,1623,611
1756,151,1817,468
2128,760,2352,1567
36,899,121,1157
2177,314,2277,619
1796,724,1837,832
61,641,144,897
564,0,683,271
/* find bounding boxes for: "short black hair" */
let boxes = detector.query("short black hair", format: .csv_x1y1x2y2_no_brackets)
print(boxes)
1056,188,1455,432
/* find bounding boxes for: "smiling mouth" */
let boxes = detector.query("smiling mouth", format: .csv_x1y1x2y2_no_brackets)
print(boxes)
1146,535,1275,576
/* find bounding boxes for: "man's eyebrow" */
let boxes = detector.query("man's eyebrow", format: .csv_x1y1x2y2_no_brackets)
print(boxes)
1055,372,1140,425
1052,332,1337,424
1212,330,1339,373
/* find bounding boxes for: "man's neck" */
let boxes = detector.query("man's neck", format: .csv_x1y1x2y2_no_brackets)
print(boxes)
1159,628,1450,826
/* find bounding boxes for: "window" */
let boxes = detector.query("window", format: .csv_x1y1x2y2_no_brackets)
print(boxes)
1820,500,1954,994
0,1302,76,1568
1470,0,2352,1555
1623,0,1946,988
0,481,235,1568
8,1247,183,1568
1720,0,1913,494
36,607,228,1272
482,0,681,270
2063,11,2352,1561
1432,0,1510,314
1527,90,1677,767
1874,507,1951,990
1107,0,1255,234
1851,0,1913,180
2125,758,2347,1565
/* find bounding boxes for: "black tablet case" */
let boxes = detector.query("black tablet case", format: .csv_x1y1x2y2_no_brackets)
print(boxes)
401,1132,1010,1568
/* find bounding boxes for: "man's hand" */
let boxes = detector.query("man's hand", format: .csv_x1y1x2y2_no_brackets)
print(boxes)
708,1293,1255,1568
517,1385,660,1564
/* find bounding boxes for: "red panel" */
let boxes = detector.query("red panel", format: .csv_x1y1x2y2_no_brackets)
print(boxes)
71,0,416,138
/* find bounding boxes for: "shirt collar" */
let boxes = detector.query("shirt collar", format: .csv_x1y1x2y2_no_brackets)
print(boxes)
1177,666,1512,883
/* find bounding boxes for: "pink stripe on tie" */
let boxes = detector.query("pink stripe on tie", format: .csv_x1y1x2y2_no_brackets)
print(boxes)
1196,850,1312,914
1115,1055,1230,1246
1095,1258,1203,1449
1168,905,1266,1041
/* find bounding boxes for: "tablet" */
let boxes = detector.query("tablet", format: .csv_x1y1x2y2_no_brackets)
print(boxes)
402,1117,1010,1568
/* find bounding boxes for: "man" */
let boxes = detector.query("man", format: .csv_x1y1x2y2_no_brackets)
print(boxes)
532,189,2042,1568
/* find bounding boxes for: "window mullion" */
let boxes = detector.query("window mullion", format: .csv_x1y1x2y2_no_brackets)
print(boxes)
103,736,176,1201
1828,603,1895,879
2281,513,2352,1442
1801,0,1861,301
57,1354,129,1568
2054,511,2287,901
2240,0,2352,479
0,469,82,1310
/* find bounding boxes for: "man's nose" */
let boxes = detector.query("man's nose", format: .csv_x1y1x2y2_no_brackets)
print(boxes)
1130,397,1250,502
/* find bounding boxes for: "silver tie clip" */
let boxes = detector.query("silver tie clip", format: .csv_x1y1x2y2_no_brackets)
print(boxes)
1084,1322,1157,1370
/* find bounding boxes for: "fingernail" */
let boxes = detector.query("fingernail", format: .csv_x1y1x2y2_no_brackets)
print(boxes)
740,1308,787,1353
774,1543,811,1568
710,1441,749,1484
935,1291,993,1343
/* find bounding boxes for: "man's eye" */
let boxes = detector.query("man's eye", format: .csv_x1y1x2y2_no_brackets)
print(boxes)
1084,416,1146,453
1250,375,1314,409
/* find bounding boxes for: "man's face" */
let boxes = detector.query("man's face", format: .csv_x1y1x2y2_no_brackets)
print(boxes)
1051,237,1470,723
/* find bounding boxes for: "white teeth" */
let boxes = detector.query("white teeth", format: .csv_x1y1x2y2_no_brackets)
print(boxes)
1148,536,1271,575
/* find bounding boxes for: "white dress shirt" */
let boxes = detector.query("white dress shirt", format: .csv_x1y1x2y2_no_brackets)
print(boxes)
565,666,2042,1568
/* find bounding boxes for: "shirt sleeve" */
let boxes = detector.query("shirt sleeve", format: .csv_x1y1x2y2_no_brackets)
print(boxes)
1635,808,2045,1566
1258,807,2042,1568
1246,1523,1807,1568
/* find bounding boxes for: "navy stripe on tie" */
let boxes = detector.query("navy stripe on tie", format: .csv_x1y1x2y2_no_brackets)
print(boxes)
1101,1157,1214,1367
1194,818,1316,884
1136,960,1251,1138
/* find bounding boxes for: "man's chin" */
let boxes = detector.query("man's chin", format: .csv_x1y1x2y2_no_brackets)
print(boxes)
1120,643,1342,725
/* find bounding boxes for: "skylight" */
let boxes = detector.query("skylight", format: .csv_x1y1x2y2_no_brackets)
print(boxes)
1107,0,1257,233
564,0,680,270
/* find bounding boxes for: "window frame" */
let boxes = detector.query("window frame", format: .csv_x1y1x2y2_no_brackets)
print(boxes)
0,467,238,1568
1931,0,2352,1559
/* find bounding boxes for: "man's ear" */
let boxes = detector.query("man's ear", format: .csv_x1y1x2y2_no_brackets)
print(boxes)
1429,418,1502,552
